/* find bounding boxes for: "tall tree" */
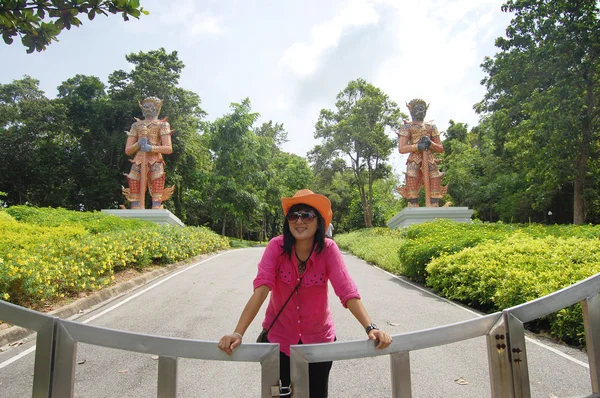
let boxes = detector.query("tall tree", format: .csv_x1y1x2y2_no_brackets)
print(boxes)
0,76,74,207
312,79,404,227
1,0,147,53
204,98,261,236
479,0,600,224
57,74,125,210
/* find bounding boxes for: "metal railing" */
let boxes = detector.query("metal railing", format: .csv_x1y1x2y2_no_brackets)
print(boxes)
1,271,600,397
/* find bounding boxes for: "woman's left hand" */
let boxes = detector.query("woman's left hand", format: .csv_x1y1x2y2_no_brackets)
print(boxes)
368,329,392,349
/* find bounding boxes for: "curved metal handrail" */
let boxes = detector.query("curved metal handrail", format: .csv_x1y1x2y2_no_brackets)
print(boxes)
2,269,600,398
59,319,278,362
1,270,599,357
289,312,501,363
1,270,599,360
506,271,600,323
0,299,54,331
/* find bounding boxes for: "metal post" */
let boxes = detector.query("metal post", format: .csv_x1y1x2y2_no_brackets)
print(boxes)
390,351,411,398
290,346,309,398
51,321,77,398
32,318,56,398
487,316,514,398
505,312,531,398
582,294,600,394
260,344,281,397
157,356,178,398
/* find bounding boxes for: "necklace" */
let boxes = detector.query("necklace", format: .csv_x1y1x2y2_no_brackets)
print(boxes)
295,244,315,275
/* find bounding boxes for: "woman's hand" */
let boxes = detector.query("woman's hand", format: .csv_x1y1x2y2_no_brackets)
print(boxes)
368,329,392,349
218,333,243,356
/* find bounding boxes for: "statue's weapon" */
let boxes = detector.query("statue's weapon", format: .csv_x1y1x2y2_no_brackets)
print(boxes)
421,138,432,207
139,125,149,209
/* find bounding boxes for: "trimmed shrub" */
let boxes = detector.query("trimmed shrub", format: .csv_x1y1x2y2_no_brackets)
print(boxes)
426,233,600,344
5,205,155,233
398,220,513,283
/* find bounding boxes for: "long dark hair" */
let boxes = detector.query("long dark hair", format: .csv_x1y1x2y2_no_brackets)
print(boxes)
281,204,325,258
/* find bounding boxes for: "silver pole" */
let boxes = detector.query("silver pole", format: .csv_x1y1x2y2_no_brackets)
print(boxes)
390,351,411,398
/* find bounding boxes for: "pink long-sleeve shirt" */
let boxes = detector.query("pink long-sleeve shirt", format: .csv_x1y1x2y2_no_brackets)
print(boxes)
253,236,361,356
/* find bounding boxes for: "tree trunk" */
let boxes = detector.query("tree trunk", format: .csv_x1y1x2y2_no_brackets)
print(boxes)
573,131,590,225
367,169,375,226
573,77,595,225
221,212,227,236
359,185,372,227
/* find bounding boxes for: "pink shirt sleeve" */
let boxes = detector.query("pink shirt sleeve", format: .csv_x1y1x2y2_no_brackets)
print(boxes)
325,240,361,307
253,236,283,291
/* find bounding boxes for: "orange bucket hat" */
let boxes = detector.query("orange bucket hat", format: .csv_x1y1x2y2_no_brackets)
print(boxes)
281,189,333,231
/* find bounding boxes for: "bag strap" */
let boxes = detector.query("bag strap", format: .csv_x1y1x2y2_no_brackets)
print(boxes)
265,244,315,333
264,277,302,334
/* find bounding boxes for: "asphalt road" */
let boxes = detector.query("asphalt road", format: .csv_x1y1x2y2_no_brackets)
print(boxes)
0,247,593,397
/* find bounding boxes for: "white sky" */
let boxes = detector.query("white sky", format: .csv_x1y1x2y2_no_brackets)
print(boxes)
0,0,512,172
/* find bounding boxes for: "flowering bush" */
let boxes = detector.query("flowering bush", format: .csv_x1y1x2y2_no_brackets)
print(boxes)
0,207,230,308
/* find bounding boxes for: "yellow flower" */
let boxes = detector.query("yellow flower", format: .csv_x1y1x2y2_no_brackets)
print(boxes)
2,293,9,300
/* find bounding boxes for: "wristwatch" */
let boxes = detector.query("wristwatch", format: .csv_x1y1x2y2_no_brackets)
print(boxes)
365,323,379,335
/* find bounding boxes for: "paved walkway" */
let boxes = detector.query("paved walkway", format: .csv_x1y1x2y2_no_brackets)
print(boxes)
0,248,593,397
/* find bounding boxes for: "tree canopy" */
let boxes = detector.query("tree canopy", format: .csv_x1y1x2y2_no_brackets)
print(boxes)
311,79,405,228
477,0,600,224
1,0,148,53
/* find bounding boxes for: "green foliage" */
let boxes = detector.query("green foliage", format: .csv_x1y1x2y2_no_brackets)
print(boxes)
398,220,513,283
311,79,405,228
0,209,14,222
5,205,155,233
337,222,600,346
478,0,600,224
1,0,148,53
0,207,229,307
335,228,405,273
426,233,600,345
228,239,265,249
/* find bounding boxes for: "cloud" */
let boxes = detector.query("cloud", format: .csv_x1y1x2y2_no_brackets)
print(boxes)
278,0,379,77
125,0,225,38
273,0,512,160
189,13,225,36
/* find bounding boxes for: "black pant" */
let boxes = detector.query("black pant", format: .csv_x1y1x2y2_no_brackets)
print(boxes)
266,337,333,398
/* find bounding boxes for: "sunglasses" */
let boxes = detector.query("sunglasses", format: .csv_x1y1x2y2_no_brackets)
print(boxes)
286,211,318,223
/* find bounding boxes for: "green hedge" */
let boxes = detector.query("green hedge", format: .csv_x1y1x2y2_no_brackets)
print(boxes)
6,205,156,233
397,220,514,283
336,222,600,346
397,220,600,284
426,233,600,345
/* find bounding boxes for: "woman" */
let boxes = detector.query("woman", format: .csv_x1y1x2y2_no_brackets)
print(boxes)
218,189,392,397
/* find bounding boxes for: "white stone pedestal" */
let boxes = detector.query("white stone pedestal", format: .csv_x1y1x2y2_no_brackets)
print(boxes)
101,209,184,227
387,207,474,229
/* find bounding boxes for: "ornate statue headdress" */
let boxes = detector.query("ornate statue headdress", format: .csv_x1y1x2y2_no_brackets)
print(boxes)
406,98,429,111
139,96,163,114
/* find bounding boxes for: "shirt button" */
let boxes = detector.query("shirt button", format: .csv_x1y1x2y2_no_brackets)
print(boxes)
297,278,300,281
297,306,300,310
299,334,302,337
298,320,300,323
